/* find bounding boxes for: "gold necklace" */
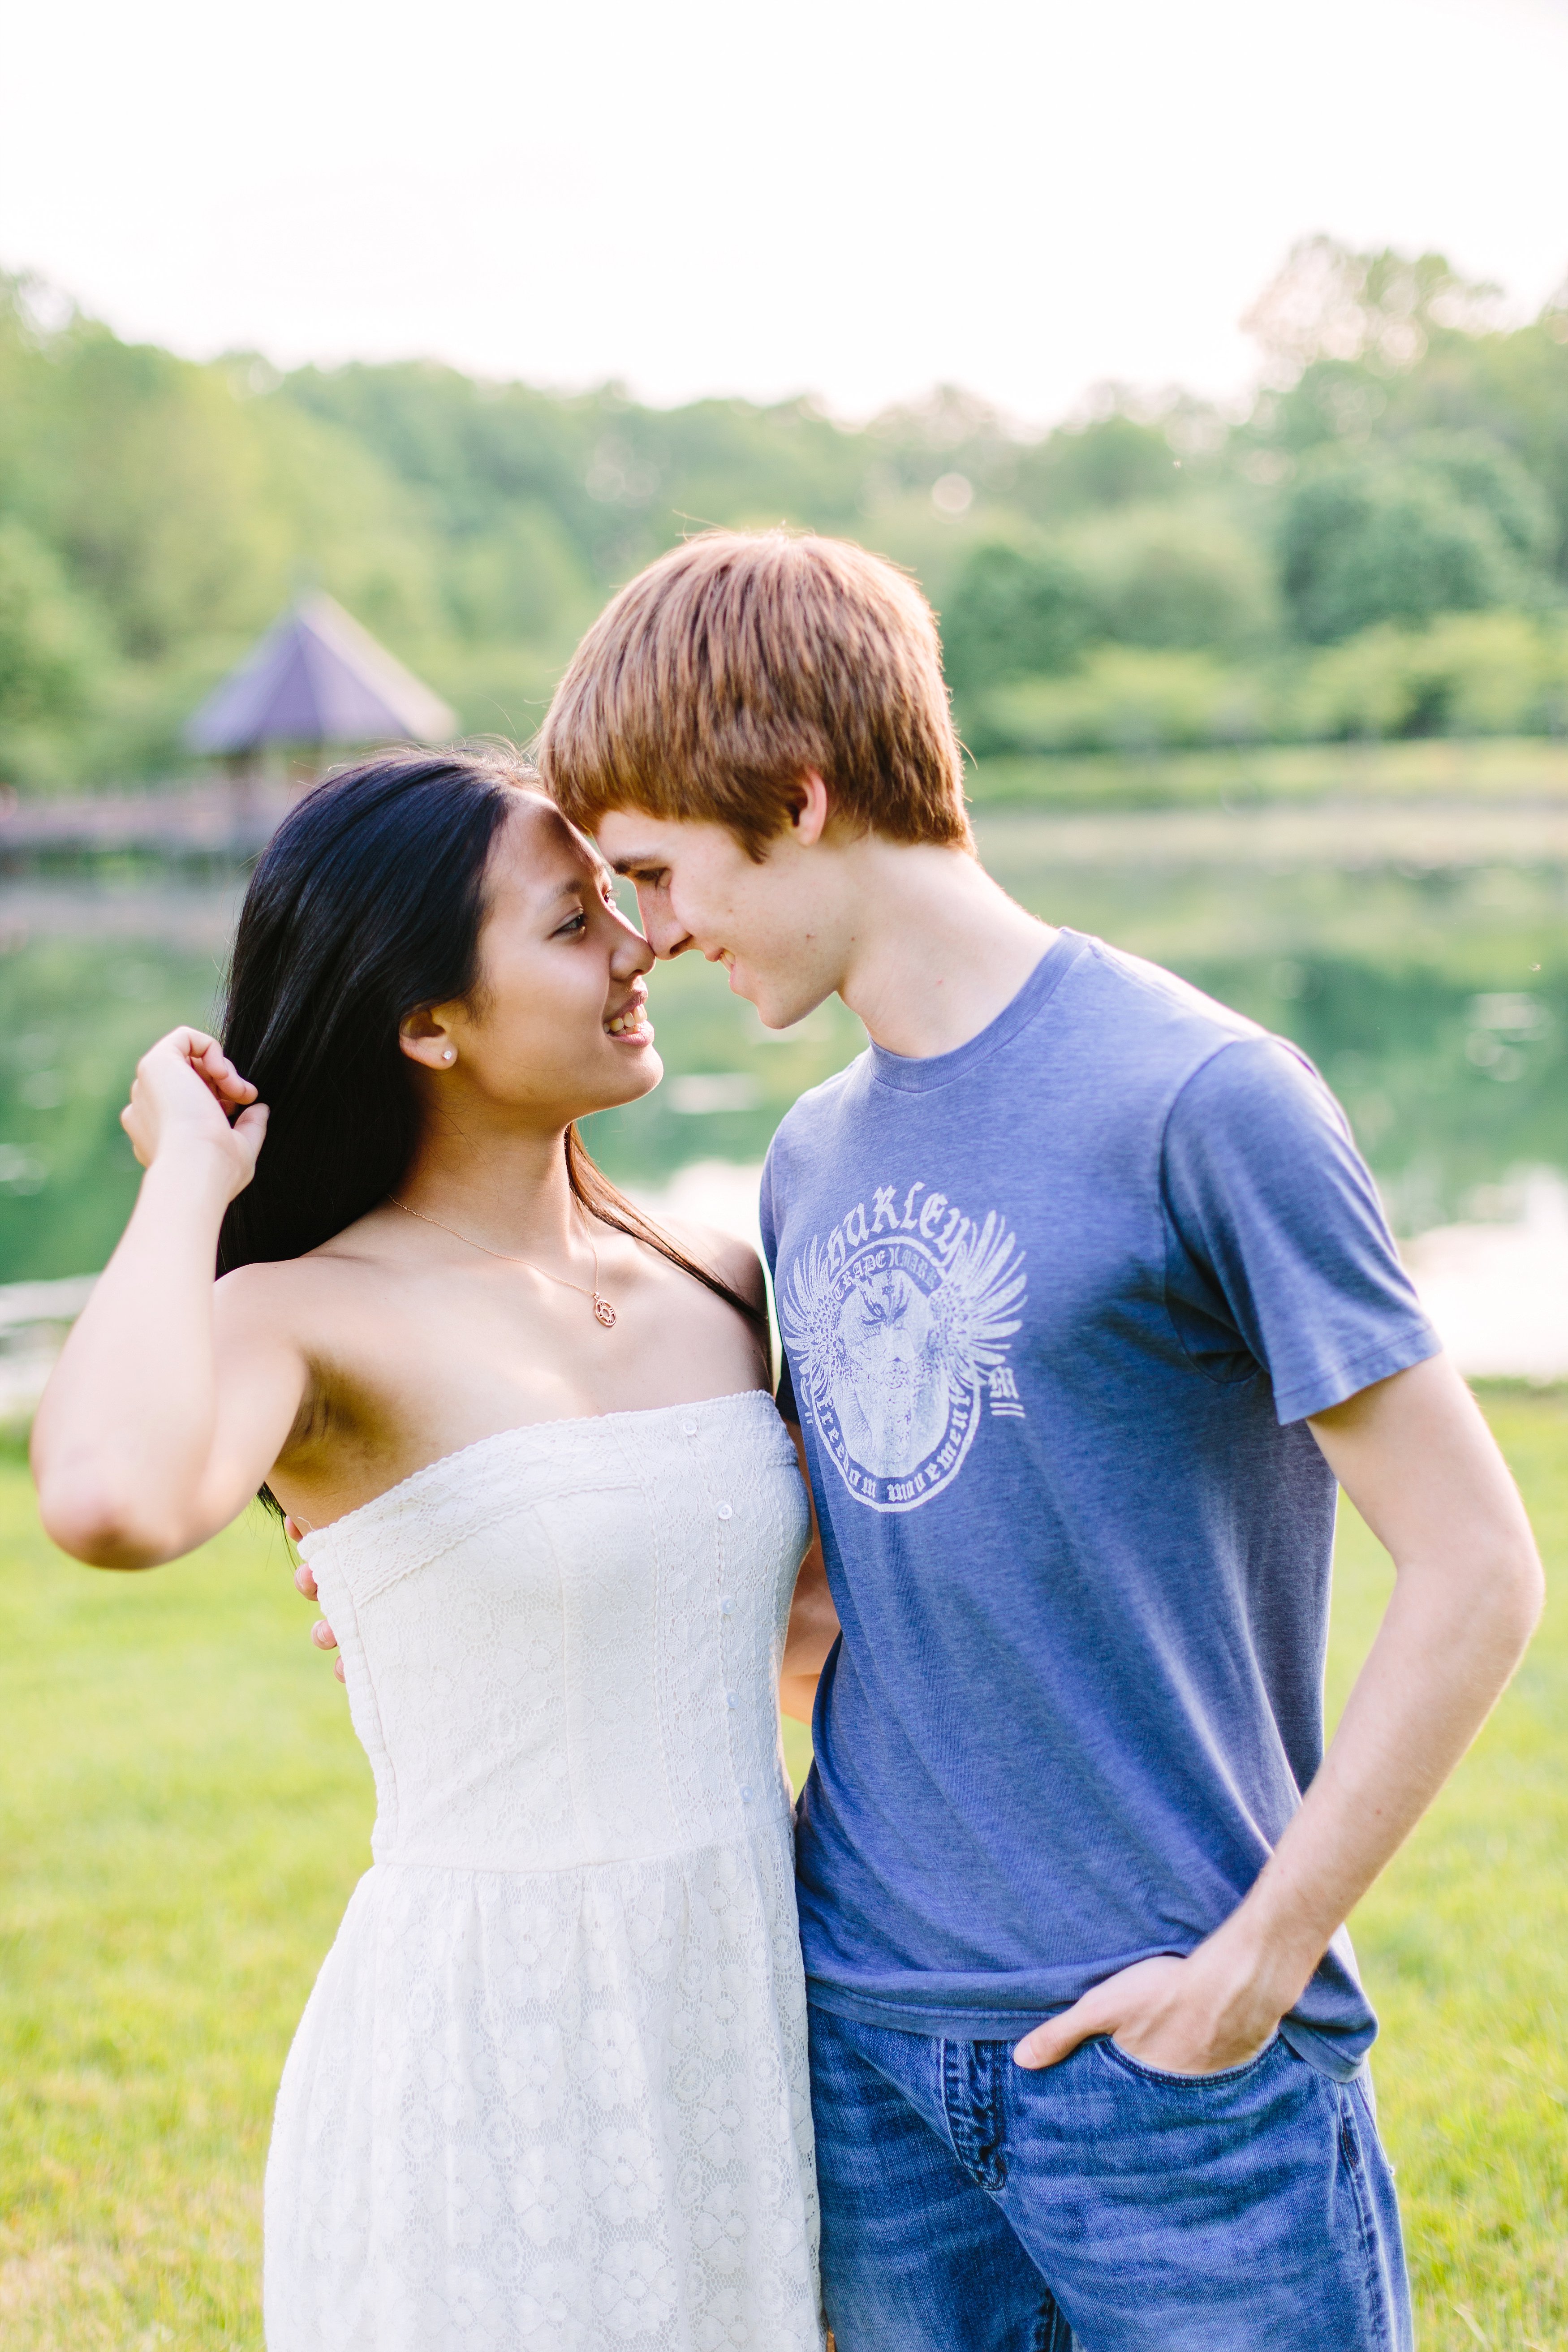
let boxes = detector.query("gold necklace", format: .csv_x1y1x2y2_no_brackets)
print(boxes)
386,1195,618,1327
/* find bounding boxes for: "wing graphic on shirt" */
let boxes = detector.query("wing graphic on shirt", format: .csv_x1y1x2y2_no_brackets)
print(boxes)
777,1234,852,1413
928,1212,1027,1389
778,1204,1027,1508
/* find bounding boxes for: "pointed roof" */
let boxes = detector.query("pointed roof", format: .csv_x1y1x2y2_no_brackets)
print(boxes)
185,593,456,755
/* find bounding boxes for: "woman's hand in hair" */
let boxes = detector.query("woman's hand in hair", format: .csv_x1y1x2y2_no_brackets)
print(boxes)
34,1028,301,1571
121,1027,269,1200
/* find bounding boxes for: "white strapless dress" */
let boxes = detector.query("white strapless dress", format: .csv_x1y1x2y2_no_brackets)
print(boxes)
265,1390,823,2352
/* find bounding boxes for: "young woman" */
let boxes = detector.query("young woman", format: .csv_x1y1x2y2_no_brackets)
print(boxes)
33,750,826,2352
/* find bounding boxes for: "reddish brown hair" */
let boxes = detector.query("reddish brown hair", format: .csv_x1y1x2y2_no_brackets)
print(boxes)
538,530,972,859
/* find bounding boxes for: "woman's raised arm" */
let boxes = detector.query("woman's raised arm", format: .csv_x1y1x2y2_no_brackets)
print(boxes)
31,1028,307,1568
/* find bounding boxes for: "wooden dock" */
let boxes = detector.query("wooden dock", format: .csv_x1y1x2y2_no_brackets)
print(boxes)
0,784,295,865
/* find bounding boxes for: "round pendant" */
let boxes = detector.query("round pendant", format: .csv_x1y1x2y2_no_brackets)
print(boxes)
593,1296,617,1328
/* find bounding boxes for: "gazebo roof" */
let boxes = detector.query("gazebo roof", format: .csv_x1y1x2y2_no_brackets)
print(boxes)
185,594,456,754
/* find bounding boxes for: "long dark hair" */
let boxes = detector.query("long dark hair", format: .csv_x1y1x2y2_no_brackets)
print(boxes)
219,747,763,1336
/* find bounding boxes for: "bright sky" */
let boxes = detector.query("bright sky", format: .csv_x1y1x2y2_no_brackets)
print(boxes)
3,0,1566,424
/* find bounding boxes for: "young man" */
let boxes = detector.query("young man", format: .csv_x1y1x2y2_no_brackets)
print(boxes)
538,530,1542,2351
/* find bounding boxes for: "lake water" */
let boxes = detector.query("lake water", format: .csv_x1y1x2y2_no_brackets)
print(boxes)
2,800,1565,1289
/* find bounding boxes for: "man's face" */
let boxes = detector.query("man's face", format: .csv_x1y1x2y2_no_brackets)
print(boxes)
595,806,849,1030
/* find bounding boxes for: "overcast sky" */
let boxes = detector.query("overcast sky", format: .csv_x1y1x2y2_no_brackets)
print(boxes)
3,0,1566,425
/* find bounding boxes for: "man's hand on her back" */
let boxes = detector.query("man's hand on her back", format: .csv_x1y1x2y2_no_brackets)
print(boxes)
287,1518,345,1684
1012,1943,1291,2078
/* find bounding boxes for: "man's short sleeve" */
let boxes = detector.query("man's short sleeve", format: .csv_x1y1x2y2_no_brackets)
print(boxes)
1162,1036,1440,1425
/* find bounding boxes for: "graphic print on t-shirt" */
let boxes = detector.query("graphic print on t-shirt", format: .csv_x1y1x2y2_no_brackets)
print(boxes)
778,1180,1026,1512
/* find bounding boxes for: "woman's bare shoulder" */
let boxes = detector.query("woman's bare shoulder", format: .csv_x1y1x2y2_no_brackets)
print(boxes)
212,1225,398,1334
646,1216,767,1316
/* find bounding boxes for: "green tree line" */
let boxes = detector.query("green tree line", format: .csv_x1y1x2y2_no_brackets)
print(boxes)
2,235,1567,788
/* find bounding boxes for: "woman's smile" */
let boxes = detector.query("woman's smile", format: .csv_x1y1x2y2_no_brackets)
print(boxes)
604,983,655,1045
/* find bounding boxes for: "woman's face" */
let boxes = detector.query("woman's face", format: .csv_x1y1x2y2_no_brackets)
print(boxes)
411,793,663,1124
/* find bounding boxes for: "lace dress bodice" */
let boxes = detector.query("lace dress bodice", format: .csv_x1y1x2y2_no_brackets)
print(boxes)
263,1390,823,2352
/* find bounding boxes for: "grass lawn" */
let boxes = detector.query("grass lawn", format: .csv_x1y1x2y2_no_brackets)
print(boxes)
1,1392,1564,2350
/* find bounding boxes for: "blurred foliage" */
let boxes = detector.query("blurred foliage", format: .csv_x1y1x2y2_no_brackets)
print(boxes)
2,233,1568,788
975,647,1257,757
0,519,111,784
1062,499,1283,654
940,540,1096,698
1287,612,1568,741
1279,432,1552,645
969,615,1568,756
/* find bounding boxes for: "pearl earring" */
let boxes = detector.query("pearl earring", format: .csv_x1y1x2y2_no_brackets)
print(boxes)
441,1047,455,1064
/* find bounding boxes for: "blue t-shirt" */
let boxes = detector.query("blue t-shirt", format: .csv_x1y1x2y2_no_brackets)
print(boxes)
759,929,1439,2080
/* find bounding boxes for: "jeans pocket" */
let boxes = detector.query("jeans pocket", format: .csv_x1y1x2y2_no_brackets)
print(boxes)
1093,2029,1284,2091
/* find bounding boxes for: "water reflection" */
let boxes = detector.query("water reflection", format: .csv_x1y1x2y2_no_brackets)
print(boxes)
2,827,1565,1285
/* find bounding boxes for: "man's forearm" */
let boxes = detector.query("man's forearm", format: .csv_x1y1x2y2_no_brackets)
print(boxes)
1211,1520,1542,2012
1238,1356,1548,1989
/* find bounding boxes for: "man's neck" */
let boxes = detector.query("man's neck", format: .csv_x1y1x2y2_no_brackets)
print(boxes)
833,841,1057,1060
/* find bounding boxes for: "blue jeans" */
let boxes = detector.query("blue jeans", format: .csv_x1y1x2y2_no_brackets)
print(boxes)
808,2001,1413,2352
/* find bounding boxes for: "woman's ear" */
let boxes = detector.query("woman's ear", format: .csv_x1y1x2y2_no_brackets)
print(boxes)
399,1007,458,1070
